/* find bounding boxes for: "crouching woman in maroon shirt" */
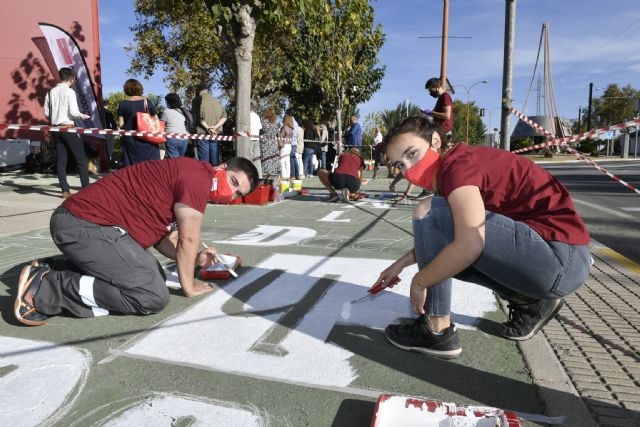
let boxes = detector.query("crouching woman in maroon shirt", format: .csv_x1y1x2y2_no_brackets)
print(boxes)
376,116,592,359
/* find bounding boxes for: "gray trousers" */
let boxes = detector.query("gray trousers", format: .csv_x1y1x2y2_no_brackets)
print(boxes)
35,206,169,318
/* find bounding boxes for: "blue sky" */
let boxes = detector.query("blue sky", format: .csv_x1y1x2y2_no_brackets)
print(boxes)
99,0,640,130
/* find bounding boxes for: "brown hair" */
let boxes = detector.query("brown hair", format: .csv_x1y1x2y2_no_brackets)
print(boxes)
384,115,452,156
123,79,143,96
264,108,277,123
283,114,294,129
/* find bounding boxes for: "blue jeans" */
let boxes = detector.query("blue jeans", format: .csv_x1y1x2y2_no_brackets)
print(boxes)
414,197,592,316
197,139,220,165
290,146,299,177
165,138,188,158
303,147,316,175
321,151,327,169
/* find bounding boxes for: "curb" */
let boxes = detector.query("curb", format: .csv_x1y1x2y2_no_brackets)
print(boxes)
497,299,597,426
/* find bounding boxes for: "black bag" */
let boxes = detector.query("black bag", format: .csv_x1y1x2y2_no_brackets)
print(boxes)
178,107,195,133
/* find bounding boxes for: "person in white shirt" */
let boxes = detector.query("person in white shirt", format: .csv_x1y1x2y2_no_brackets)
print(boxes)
43,67,91,198
372,126,386,179
249,100,263,178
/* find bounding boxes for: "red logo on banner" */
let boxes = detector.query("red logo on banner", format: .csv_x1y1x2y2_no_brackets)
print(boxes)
56,38,73,65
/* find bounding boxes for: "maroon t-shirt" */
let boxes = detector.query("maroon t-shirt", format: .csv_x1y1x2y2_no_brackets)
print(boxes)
434,92,453,132
64,158,215,249
335,152,364,178
437,143,590,245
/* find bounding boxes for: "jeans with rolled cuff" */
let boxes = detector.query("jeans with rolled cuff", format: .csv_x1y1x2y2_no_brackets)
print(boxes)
414,197,591,316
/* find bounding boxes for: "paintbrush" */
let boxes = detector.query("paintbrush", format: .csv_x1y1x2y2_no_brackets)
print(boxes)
201,242,238,278
350,276,401,304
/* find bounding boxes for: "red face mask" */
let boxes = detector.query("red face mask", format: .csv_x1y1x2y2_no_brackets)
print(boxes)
403,149,441,190
209,169,234,204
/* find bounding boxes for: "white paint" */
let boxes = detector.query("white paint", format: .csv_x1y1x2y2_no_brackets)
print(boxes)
125,254,496,389
353,200,392,210
318,210,351,222
215,225,316,246
373,396,504,427
100,394,264,427
340,301,352,320
620,207,640,212
572,198,635,220
0,336,90,426
79,275,109,316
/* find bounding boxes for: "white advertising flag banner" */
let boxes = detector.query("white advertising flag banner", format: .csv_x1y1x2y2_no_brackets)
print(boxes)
38,23,102,130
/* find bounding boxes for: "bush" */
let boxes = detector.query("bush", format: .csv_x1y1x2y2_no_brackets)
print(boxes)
543,149,553,158
578,140,595,154
515,139,533,150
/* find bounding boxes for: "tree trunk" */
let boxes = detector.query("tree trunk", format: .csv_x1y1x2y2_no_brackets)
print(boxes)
233,4,258,165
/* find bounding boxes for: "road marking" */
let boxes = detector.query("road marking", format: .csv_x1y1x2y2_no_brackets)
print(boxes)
99,394,265,426
119,254,495,389
318,210,351,222
620,207,640,212
572,198,635,220
595,246,640,276
215,225,316,246
0,337,90,426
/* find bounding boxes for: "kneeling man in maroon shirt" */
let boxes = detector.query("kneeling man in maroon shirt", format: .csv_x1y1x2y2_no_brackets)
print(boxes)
14,157,259,325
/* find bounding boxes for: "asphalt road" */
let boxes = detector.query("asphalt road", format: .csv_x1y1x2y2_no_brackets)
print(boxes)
542,159,640,264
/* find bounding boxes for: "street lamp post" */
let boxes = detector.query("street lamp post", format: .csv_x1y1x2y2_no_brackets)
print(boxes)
455,80,488,142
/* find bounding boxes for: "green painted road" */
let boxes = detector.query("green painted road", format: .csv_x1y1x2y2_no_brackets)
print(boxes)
0,175,543,426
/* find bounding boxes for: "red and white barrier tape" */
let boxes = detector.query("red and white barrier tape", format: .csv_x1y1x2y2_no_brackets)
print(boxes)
511,109,640,195
0,122,348,145
511,108,640,154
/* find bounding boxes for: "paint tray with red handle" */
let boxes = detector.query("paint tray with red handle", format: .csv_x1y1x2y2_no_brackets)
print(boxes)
371,394,522,427
199,254,242,280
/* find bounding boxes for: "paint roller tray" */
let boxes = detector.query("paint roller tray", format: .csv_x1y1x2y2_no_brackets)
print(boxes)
371,394,522,427
199,254,242,280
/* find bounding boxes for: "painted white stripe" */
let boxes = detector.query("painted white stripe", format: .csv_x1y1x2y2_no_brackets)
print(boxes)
621,207,640,212
78,276,109,317
572,198,635,220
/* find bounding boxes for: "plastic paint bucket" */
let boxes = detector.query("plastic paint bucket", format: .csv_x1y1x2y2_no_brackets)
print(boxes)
280,182,290,193
292,180,303,191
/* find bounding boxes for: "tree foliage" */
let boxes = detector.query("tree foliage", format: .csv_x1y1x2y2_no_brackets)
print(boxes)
284,0,385,132
591,84,638,128
452,100,486,145
379,102,422,134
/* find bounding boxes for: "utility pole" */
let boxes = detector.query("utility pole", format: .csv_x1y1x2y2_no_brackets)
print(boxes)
500,0,516,151
587,82,593,131
577,106,581,133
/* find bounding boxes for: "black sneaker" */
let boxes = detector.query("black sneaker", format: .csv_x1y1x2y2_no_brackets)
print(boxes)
500,298,565,341
14,263,50,326
385,316,462,359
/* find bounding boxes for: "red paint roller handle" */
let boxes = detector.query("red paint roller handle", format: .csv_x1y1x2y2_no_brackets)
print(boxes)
368,276,401,296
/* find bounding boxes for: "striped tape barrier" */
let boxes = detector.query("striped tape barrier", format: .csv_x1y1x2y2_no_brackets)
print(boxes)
511,108,640,154
0,123,345,145
511,109,640,196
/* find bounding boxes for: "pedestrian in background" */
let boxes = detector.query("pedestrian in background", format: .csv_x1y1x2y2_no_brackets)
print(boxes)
192,83,227,166
162,93,189,158
43,67,90,198
117,79,161,166
249,100,263,178
280,114,295,181
424,77,454,138
260,108,281,179
302,119,319,178
319,122,329,170
103,99,118,171
346,115,362,147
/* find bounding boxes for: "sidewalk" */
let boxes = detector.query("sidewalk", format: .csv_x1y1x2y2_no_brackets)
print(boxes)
1,169,638,426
